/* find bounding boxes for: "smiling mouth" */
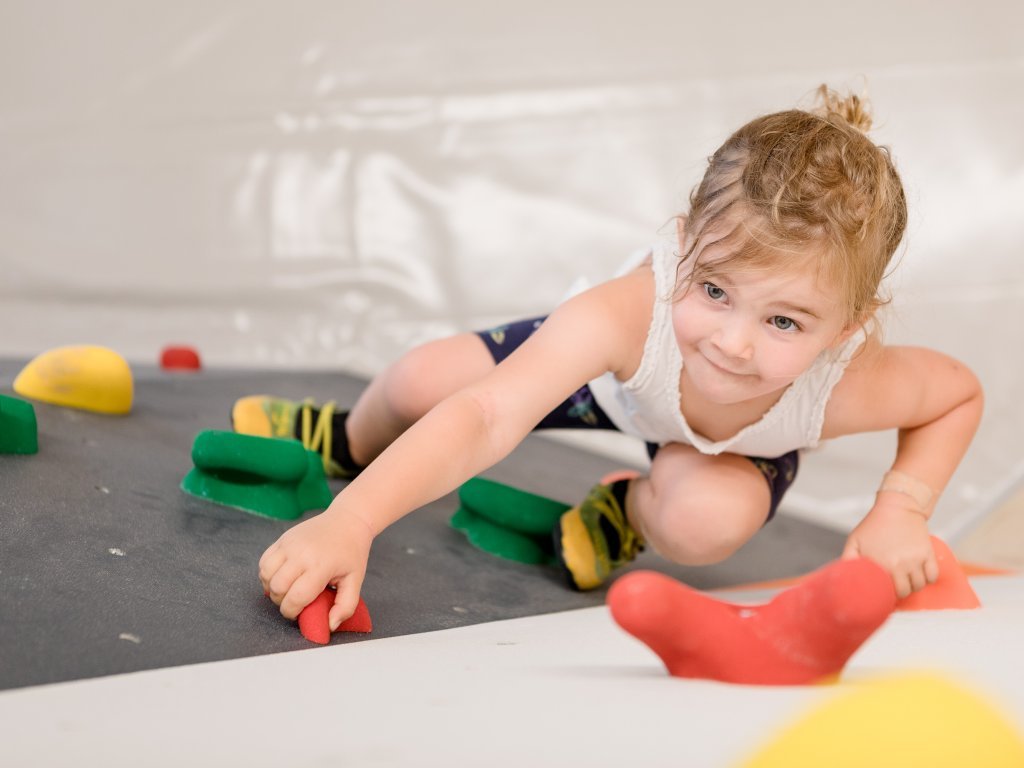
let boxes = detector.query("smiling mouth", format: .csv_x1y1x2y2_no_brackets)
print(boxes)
704,355,748,377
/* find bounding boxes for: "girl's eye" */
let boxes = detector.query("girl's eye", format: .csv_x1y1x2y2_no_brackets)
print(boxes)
770,316,799,332
703,282,726,301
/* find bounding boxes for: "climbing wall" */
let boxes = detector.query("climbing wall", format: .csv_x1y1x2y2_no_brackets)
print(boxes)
0,362,848,690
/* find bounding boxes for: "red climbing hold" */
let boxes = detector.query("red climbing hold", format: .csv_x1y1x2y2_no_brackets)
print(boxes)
338,597,374,634
160,345,202,371
608,557,896,685
896,536,981,611
297,588,373,644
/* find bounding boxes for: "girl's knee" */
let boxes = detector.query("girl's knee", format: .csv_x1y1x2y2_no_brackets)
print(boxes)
380,345,445,423
645,509,753,565
629,476,765,566
379,335,493,424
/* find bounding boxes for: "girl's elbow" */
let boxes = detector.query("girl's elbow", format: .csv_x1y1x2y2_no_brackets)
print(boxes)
962,367,984,417
951,367,984,436
945,358,983,414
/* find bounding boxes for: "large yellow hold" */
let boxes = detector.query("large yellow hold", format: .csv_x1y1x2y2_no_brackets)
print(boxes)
14,345,133,415
740,673,1024,768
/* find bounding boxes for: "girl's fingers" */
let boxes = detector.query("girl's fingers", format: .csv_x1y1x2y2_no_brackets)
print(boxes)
280,570,329,620
266,560,304,606
258,545,285,592
907,566,928,594
329,576,365,631
892,570,913,600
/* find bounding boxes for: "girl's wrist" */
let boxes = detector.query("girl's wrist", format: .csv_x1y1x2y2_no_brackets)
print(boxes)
877,469,934,520
323,500,379,541
874,490,929,520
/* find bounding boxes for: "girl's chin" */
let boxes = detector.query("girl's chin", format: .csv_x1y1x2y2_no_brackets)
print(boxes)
690,372,794,406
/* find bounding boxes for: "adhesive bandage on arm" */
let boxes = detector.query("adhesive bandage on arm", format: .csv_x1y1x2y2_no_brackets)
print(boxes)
877,469,935,518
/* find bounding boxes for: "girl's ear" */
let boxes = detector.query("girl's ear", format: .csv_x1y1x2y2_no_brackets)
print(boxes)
831,313,870,349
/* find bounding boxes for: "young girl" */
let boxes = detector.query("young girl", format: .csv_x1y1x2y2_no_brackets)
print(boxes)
235,86,983,631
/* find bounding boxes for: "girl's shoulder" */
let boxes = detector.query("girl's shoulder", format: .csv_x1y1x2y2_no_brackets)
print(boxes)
547,259,657,381
821,339,981,439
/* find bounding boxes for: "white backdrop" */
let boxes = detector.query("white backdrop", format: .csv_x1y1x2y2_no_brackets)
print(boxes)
2,0,1022,539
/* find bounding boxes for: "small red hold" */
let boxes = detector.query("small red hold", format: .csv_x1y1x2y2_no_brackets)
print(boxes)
160,345,202,371
297,588,373,645
297,589,334,644
338,597,373,634
896,536,981,611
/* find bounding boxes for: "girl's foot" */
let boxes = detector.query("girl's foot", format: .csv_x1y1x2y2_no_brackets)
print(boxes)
554,480,643,590
231,395,363,479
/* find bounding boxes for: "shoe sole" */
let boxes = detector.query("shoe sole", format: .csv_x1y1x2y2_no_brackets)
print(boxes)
554,510,604,591
231,396,274,437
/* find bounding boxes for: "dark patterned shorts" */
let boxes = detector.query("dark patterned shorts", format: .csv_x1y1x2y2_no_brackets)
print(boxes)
476,315,799,523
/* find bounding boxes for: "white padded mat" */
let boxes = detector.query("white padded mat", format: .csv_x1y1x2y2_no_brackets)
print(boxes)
3,574,1020,767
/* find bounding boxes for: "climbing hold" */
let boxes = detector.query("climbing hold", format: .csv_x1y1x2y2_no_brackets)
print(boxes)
450,505,554,565
458,477,570,536
297,588,373,644
739,672,1024,767
897,536,981,611
0,394,38,454
13,345,133,415
181,429,333,519
608,557,896,685
160,345,202,371
716,536,984,612
450,477,572,564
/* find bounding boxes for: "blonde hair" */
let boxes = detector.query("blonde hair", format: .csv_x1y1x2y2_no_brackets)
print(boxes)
678,85,907,328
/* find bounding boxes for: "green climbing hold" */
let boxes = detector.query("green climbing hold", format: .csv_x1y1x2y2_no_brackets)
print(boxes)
181,429,334,520
450,505,555,565
458,476,570,535
191,428,308,481
0,394,38,455
450,477,573,565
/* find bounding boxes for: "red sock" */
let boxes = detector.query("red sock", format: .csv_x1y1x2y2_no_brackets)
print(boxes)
608,558,896,685
297,589,373,644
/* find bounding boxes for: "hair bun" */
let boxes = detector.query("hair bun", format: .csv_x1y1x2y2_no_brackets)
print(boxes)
813,84,873,132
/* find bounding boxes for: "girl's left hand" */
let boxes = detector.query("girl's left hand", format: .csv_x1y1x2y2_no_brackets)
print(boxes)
841,497,939,599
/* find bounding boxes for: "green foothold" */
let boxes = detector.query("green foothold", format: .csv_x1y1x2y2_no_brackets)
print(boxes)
191,429,308,482
296,448,335,512
458,477,570,536
181,429,334,520
0,394,38,455
450,506,554,565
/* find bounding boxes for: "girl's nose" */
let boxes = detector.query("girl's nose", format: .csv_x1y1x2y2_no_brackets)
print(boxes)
712,321,754,361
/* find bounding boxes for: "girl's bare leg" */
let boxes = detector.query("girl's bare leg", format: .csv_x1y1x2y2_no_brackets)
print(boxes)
626,443,773,565
344,333,496,466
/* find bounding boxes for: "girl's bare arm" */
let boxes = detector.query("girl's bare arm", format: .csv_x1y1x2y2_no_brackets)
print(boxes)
822,341,984,595
261,267,654,624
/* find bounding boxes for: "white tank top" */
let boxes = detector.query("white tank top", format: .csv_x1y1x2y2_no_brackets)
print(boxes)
587,240,864,458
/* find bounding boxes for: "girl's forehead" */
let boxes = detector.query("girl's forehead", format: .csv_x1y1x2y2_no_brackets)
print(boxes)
690,216,825,267
695,248,828,284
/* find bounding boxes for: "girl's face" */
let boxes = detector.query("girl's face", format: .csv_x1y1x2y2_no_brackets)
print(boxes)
671,261,856,407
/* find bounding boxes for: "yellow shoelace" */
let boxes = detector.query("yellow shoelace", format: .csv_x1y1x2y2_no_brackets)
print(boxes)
299,399,337,474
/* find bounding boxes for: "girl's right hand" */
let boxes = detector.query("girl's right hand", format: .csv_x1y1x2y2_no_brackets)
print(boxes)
258,509,375,630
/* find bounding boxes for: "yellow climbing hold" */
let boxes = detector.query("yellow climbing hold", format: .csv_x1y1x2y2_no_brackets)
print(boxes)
739,672,1024,768
13,345,133,415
